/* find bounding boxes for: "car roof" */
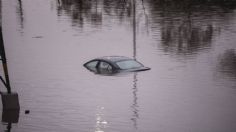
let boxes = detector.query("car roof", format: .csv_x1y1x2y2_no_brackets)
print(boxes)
95,56,132,63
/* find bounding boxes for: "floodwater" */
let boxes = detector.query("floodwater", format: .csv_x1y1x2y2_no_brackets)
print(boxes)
0,0,236,132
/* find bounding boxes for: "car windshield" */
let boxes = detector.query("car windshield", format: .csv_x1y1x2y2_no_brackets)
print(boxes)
116,60,143,70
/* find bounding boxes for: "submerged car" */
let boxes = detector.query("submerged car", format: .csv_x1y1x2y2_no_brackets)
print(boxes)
84,56,150,75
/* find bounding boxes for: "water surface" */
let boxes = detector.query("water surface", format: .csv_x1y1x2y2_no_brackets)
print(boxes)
0,0,236,132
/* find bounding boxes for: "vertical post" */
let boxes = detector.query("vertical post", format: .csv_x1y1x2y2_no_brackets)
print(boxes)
132,0,136,60
0,27,11,94
131,1,139,129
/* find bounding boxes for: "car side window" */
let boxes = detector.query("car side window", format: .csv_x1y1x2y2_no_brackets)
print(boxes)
99,61,112,71
86,61,98,68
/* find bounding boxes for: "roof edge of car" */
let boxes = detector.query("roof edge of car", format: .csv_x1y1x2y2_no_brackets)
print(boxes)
96,56,132,61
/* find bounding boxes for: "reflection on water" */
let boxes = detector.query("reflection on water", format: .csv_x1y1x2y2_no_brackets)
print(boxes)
57,0,103,27
56,0,235,56
95,107,108,132
1,0,236,132
218,49,236,78
57,0,131,28
148,0,236,55
130,73,138,129
16,0,24,31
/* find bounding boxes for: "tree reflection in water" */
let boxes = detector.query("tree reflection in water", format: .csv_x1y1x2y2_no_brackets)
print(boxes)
57,0,101,27
147,0,236,55
56,0,236,56
57,0,132,28
218,49,236,79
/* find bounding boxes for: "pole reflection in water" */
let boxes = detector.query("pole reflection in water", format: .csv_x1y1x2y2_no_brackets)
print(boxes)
16,0,24,32
131,72,139,129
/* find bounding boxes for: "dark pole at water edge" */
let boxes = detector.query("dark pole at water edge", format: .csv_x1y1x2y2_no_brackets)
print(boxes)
0,29,20,110
0,1,20,111
0,27,11,94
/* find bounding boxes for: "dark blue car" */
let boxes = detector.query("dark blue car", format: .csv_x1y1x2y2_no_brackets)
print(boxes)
84,56,150,75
